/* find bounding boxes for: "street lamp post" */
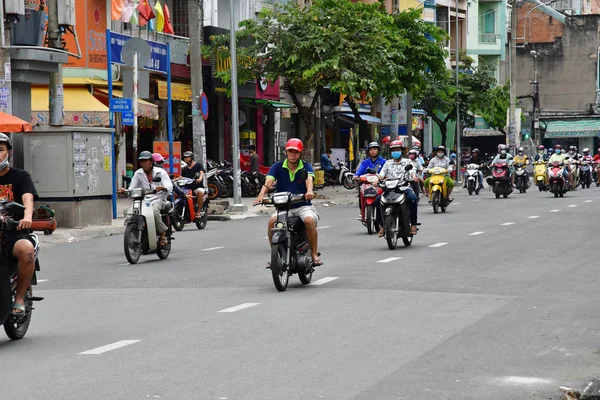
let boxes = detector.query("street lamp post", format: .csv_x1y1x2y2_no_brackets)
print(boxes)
455,0,461,183
530,50,540,145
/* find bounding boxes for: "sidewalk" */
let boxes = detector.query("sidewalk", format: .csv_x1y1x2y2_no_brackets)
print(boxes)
38,186,358,246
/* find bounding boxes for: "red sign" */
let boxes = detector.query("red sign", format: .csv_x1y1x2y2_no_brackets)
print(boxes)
153,141,182,176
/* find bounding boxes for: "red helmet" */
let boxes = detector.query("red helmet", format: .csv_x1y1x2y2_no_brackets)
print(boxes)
537,145,545,150
389,140,404,149
285,138,303,152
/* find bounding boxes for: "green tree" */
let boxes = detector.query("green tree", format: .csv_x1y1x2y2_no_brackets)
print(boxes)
211,0,447,152
414,64,498,147
472,81,510,133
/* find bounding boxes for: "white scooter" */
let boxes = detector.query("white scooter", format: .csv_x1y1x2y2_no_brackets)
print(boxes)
336,159,355,190
465,163,481,195
123,176,173,264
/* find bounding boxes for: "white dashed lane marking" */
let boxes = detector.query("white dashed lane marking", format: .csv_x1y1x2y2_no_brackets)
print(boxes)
468,232,485,236
585,200,593,203
500,222,515,226
202,246,225,251
218,303,260,313
528,216,539,219
429,242,448,248
309,277,339,286
377,257,402,263
316,226,332,230
550,210,560,212
568,205,578,208
79,340,141,355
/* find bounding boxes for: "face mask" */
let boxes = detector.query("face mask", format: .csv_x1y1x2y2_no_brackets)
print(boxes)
437,152,444,158
501,150,507,155
555,149,561,154
0,157,9,171
518,152,524,156
538,151,544,155
391,151,402,159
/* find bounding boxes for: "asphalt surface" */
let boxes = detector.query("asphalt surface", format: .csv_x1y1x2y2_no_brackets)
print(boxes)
3,184,600,399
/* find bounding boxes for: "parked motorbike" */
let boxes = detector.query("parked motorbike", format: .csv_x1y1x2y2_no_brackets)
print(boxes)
548,161,568,197
359,171,381,235
514,163,529,193
465,163,481,195
533,160,548,191
379,167,415,250
487,161,512,199
580,159,592,189
261,192,318,292
172,177,208,231
123,177,173,264
336,160,355,189
427,167,450,213
0,201,43,340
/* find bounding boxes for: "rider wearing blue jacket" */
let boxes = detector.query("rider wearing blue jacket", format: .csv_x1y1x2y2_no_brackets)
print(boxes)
355,142,386,177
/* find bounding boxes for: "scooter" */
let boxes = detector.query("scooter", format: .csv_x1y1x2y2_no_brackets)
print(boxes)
427,167,450,213
548,162,568,197
465,163,481,195
0,201,43,340
379,167,415,250
359,172,382,235
123,177,174,264
514,163,529,193
172,177,209,231
533,160,548,191
580,159,593,189
569,160,580,189
487,161,512,199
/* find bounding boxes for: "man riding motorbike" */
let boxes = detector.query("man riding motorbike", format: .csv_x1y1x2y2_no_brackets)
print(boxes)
354,141,386,178
491,144,515,187
181,151,206,220
548,144,575,189
372,140,419,238
464,148,485,190
534,145,549,162
425,145,455,202
0,133,37,316
408,149,424,193
254,138,322,266
567,146,580,161
119,151,173,246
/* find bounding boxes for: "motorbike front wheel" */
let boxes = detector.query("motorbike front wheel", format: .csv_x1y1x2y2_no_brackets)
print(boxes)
467,180,474,196
270,243,289,292
366,205,374,235
196,206,208,230
4,288,32,340
432,191,440,214
124,224,142,264
384,215,398,250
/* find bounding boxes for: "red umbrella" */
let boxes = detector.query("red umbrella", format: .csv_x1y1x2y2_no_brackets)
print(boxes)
0,112,32,133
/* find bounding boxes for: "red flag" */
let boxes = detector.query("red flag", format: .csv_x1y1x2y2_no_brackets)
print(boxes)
137,0,155,27
163,4,175,34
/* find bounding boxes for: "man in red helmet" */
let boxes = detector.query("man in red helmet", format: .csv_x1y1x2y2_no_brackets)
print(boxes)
254,138,322,265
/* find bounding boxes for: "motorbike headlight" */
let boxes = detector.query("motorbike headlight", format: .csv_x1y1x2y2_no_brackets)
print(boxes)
272,194,289,205
131,188,143,198
385,180,397,189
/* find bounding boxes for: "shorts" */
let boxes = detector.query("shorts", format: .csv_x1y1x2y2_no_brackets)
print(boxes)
1,232,34,260
272,205,319,225
193,187,206,196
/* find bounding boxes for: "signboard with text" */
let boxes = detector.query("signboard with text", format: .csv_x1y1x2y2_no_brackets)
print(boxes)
110,32,168,74
153,141,182,176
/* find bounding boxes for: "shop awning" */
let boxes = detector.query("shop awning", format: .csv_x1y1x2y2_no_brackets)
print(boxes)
543,119,600,138
463,128,504,137
157,80,192,102
340,113,381,125
241,99,296,109
94,89,159,120
31,86,109,127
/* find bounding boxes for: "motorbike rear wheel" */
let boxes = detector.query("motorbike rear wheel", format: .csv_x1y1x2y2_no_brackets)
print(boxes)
195,206,208,230
366,205,374,235
157,241,171,259
270,243,289,292
172,204,185,232
384,215,398,250
432,191,440,214
124,224,141,264
207,182,220,200
4,288,32,340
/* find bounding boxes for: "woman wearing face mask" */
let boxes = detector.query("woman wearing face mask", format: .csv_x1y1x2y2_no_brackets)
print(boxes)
548,144,575,189
492,144,515,188
424,145,455,202
408,149,425,195
534,145,548,162
372,141,419,237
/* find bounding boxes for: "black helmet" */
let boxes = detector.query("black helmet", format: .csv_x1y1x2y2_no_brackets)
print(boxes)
138,151,153,160
183,151,194,160
0,133,12,150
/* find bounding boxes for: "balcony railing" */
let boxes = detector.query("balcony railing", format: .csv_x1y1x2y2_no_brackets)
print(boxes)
479,33,500,44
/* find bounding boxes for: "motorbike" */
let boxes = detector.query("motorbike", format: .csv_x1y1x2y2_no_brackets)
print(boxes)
594,160,600,186
0,201,43,340
514,163,529,193
548,161,568,197
533,160,548,191
359,171,382,235
261,192,318,292
487,161,512,199
336,160,355,189
465,163,481,195
580,159,593,189
123,177,174,264
569,160,580,189
172,177,209,231
379,167,415,250
427,167,450,213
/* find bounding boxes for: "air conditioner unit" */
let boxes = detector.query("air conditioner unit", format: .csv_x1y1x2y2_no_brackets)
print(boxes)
5,0,25,15
57,0,76,26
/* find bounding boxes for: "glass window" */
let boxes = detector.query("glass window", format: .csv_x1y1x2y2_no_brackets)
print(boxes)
483,9,496,34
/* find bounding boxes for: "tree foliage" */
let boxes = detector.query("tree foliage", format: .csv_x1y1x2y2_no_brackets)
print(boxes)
211,0,448,151
472,81,510,133
414,64,501,147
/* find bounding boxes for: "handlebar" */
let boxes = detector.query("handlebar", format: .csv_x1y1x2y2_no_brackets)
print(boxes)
261,194,306,206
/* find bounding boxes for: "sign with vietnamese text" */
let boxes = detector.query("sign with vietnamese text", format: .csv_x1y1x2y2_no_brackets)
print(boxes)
110,32,168,74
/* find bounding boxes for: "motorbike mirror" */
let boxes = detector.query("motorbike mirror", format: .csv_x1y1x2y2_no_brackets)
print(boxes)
152,176,162,183
404,164,413,171
366,168,377,174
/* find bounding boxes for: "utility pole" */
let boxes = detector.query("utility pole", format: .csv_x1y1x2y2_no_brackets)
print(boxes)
509,0,518,150
47,0,64,125
229,0,243,207
390,97,399,141
455,0,461,183
188,0,208,184
406,92,413,149
531,50,540,145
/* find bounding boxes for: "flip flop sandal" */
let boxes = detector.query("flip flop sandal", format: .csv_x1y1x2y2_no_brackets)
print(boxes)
312,259,324,267
10,302,25,316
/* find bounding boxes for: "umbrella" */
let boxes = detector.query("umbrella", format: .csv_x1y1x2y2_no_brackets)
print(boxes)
0,112,31,133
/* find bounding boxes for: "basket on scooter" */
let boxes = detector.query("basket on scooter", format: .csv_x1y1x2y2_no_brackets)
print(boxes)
32,205,57,235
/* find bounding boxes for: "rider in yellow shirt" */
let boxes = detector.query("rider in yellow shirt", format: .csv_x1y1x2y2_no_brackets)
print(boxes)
513,147,529,165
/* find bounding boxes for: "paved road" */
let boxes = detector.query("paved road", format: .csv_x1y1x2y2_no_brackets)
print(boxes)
3,185,600,399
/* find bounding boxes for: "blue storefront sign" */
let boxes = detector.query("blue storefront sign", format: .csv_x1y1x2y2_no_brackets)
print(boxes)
381,126,408,136
109,32,168,74
110,98,132,112
122,111,135,126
